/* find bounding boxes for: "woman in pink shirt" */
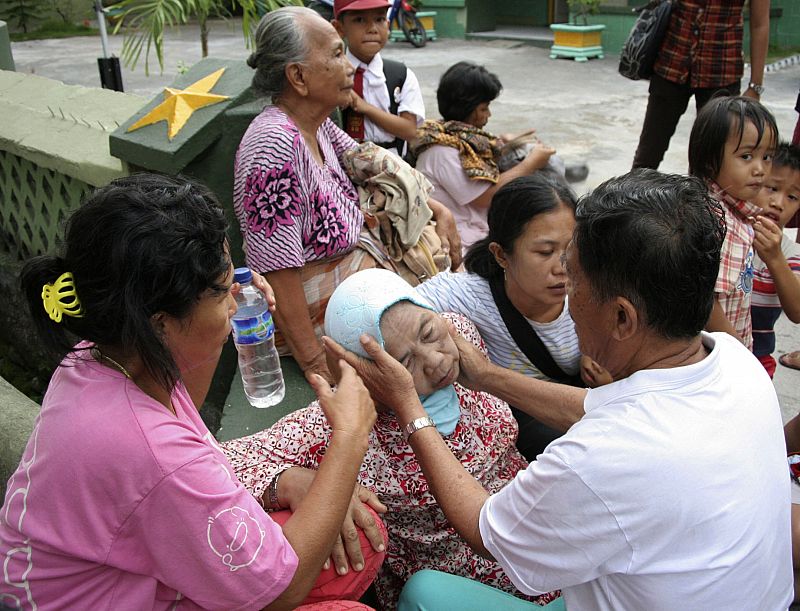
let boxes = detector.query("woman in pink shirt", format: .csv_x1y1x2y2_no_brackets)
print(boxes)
0,173,384,610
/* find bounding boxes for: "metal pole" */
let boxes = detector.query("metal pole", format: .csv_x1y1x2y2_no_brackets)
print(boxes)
94,0,109,59
94,0,123,91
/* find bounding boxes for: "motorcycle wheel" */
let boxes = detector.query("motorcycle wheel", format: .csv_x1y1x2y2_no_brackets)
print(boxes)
400,11,427,48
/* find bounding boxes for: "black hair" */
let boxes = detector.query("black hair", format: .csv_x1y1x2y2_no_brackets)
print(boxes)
436,61,502,123
688,95,778,182
465,173,577,280
574,169,725,340
773,142,800,172
20,173,230,394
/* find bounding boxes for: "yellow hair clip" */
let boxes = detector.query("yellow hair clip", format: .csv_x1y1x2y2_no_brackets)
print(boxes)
42,272,84,323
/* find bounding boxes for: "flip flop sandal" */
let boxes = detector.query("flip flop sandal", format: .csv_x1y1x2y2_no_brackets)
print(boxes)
779,351,800,371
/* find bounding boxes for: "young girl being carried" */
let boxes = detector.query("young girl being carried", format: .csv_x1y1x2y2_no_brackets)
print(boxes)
415,174,609,460
688,96,778,350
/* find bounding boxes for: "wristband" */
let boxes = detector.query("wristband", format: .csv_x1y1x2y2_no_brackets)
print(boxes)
403,416,436,441
748,82,765,96
264,470,285,512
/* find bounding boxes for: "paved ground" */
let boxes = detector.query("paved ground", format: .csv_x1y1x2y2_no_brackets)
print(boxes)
10,21,800,430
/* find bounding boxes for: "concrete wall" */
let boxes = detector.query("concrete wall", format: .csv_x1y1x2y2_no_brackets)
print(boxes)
0,71,142,189
0,71,144,375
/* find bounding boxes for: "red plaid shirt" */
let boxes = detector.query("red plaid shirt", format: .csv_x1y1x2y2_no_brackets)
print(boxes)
709,181,759,350
655,0,745,89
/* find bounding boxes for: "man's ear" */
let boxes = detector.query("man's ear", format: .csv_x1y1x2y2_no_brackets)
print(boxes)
488,242,508,270
285,62,308,97
611,296,638,342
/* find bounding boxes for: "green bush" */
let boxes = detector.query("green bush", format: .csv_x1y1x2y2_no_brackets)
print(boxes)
0,0,47,33
9,19,97,41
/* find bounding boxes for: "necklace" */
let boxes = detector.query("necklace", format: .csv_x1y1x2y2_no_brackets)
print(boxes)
91,347,132,379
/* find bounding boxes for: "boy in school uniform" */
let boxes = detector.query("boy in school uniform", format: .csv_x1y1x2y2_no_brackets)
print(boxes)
333,0,425,157
751,143,800,377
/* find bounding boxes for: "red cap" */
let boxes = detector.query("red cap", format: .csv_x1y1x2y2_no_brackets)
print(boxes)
333,0,391,19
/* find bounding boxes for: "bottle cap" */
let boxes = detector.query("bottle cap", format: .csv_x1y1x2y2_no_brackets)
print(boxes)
234,267,252,284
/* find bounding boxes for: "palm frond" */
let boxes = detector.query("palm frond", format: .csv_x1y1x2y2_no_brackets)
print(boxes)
107,0,305,73
108,0,191,74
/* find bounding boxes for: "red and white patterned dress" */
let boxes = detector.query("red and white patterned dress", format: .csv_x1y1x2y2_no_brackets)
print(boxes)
223,314,558,609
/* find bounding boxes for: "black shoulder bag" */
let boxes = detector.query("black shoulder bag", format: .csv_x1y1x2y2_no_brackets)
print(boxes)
618,0,673,81
489,275,582,387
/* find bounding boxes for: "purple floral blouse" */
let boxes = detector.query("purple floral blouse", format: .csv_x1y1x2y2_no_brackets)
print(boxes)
233,106,364,272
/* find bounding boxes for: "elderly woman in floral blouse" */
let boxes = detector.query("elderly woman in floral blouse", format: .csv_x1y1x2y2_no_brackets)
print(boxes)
223,269,559,610
234,7,459,385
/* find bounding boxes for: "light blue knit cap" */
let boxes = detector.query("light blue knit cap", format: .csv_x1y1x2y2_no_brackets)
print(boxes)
324,268,435,359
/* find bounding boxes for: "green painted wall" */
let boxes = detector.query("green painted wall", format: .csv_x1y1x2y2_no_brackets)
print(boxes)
584,7,635,55
434,1,800,52
771,0,800,48
419,0,466,38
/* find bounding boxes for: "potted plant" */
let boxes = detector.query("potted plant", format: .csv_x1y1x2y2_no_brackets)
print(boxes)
549,0,605,62
568,0,600,25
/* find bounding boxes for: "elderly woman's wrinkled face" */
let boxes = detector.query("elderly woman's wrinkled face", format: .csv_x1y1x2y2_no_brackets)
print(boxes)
302,15,355,110
380,302,460,396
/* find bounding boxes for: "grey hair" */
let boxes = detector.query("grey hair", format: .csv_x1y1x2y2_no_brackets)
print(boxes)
248,6,318,103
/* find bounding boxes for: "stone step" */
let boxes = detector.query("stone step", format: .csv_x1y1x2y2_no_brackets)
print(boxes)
467,25,554,49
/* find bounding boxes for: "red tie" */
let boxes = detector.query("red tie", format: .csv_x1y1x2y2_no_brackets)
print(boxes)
346,66,366,141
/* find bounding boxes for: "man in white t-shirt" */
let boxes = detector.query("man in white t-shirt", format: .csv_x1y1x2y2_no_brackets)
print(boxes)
329,170,793,610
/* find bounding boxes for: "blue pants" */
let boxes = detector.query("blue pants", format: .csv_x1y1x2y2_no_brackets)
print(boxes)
397,570,566,611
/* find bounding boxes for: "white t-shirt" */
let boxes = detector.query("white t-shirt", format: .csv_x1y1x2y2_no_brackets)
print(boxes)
479,332,792,611
416,271,581,379
347,50,425,156
414,146,491,252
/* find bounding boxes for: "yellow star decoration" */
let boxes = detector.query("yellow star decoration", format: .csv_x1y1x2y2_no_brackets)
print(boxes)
127,68,230,140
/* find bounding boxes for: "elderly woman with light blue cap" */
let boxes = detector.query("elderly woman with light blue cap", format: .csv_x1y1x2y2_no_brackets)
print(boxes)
223,269,559,609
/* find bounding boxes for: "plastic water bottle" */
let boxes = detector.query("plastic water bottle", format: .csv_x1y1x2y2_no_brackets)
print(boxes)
231,267,285,408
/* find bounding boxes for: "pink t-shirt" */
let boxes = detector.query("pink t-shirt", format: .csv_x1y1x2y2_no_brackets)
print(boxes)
0,345,298,610
415,145,491,253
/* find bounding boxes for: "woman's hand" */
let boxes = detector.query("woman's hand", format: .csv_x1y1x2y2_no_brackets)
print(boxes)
327,484,387,574
322,335,420,420
278,467,387,575
232,270,276,312
428,197,463,271
308,360,376,443
305,351,335,387
250,271,277,312
579,356,613,388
